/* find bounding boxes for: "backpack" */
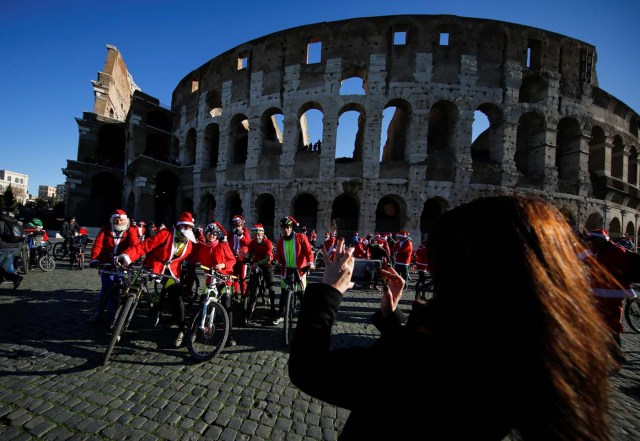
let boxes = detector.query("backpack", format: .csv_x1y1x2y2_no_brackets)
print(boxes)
0,214,25,243
626,250,640,283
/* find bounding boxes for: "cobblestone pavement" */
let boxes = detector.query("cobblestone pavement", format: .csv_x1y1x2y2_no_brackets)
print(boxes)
0,257,639,440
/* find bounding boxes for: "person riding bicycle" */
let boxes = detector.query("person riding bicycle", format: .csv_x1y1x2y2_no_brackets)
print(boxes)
115,212,198,348
584,228,637,362
245,223,277,324
25,218,49,267
227,214,251,300
273,216,315,325
69,227,93,269
60,215,80,254
190,221,238,346
366,234,391,290
391,230,413,283
87,209,140,323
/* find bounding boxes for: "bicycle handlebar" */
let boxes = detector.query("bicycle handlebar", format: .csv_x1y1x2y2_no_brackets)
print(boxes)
200,265,237,282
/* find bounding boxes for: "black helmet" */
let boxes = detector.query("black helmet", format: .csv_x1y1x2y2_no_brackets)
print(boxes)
616,237,634,252
280,216,298,227
204,222,221,235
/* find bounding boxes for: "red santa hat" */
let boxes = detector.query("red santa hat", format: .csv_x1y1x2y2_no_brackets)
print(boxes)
79,227,88,235
176,212,195,227
589,229,609,241
111,209,127,220
251,224,265,234
396,230,408,238
232,215,245,224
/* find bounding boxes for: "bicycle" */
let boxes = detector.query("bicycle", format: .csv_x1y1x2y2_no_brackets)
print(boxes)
186,266,234,361
29,242,56,272
99,264,176,366
281,265,311,346
624,283,640,333
414,270,434,301
52,241,70,261
153,260,200,308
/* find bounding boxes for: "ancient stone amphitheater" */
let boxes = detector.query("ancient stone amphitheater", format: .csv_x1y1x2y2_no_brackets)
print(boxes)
65,15,640,243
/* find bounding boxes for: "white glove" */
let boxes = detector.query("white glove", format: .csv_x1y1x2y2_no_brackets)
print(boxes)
114,254,131,267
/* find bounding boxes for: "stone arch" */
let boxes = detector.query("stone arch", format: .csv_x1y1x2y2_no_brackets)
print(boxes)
629,146,638,186
184,128,196,166
470,102,504,185
625,220,635,237
556,117,582,194
225,192,244,227
255,193,276,239
375,195,407,235
420,197,449,239
426,100,458,181
155,170,180,227
298,103,324,151
588,125,606,179
515,111,546,186
81,172,123,226
229,114,249,165
260,107,284,156
204,123,220,168
519,73,548,103
380,98,411,162
331,193,360,238
97,124,125,168
292,193,318,233
200,192,217,225
206,89,222,117
611,135,624,180
336,103,366,161
608,216,622,239
584,211,603,231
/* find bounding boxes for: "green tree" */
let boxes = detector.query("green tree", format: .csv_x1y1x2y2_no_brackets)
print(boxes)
1,185,18,213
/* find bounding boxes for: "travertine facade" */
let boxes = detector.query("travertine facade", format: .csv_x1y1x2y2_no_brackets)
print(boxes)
64,15,640,243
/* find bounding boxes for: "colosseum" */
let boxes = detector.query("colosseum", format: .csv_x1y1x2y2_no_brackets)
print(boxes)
63,14,640,243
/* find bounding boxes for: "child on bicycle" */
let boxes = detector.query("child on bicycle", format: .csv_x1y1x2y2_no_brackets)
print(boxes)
245,224,277,324
69,227,93,270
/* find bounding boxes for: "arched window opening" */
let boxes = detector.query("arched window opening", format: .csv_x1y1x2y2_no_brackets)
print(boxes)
515,112,546,184
375,196,404,234
588,126,606,176
380,100,409,162
293,194,319,232
629,147,638,186
204,123,220,168
611,135,624,180
261,109,284,156
470,104,502,185
255,193,276,239
298,108,323,152
230,115,249,165
339,77,366,95
97,124,125,168
555,117,581,194
426,101,457,181
155,171,180,227
336,109,365,160
184,129,197,166
206,90,223,118
419,197,449,239
331,194,359,238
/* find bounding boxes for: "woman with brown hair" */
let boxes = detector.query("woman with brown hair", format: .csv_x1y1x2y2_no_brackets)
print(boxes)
289,195,616,440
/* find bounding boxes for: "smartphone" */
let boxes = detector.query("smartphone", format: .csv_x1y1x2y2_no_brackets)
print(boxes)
351,258,383,282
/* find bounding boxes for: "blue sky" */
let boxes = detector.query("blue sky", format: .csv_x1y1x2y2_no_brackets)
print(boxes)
1,0,638,195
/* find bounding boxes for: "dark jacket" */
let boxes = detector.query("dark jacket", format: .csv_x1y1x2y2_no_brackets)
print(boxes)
288,283,518,440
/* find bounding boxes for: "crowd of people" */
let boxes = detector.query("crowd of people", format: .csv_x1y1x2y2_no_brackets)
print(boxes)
3,194,637,439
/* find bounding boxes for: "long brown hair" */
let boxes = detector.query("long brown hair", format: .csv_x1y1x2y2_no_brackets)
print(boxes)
427,196,613,441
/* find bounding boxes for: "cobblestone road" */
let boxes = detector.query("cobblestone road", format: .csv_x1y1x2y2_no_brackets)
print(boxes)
0,256,639,440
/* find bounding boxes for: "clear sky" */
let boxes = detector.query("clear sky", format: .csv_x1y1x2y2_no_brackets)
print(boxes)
1,0,638,196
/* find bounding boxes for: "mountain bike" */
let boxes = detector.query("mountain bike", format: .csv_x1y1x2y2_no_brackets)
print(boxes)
99,264,176,366
52,241,70,261
186,266,234,362
281,266,311,346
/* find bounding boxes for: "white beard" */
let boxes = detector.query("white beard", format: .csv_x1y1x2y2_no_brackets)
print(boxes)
113,222,127,232
180,228,197,243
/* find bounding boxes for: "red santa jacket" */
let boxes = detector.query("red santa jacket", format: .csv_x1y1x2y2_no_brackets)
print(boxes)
392,238,413,265
119,228,193,278
91,225,140,264
247,237,274,266
276,233,314,273
190,240,236,285
589,242,635,298
415,244,429,271
227,227,251,261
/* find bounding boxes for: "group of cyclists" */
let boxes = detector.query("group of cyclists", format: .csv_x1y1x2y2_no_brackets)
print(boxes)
86,209,317,349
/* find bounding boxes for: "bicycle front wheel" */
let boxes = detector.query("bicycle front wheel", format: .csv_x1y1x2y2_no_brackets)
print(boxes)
38,255,55,272
100,285,124,330
187,301,229,362
103,294,134,366
283,289,297,346
624,298,640,334
20,246,30,274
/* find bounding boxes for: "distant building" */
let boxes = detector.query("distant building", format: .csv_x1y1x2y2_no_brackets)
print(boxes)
56,184,66,204
38,185,57,200
0,170,29,205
